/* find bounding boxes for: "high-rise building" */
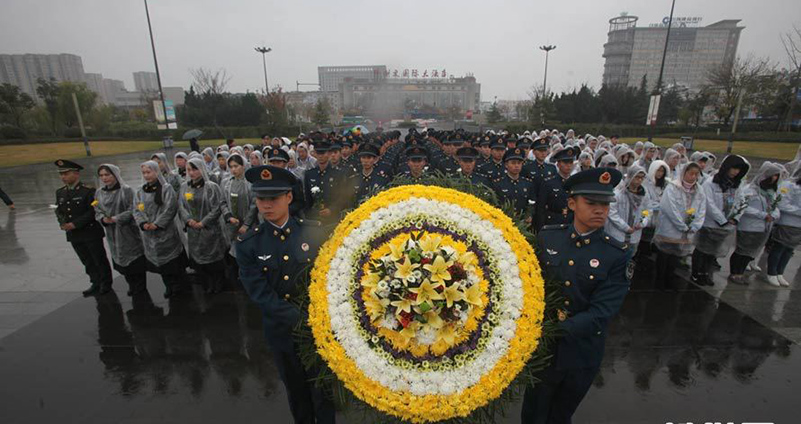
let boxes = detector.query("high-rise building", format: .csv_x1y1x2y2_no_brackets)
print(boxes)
318,65,387,92
0,53,86,99
133,71,159,92
602,15,744,91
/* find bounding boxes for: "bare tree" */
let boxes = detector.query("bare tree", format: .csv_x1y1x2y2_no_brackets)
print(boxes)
781,25,801,131
189,68,231,96
703,56,774,126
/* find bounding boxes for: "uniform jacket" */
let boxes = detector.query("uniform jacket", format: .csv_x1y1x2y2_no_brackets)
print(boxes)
492,173,535,215
236,217,326,353
535,173,572,231
538,224,631,370
56,181,105,243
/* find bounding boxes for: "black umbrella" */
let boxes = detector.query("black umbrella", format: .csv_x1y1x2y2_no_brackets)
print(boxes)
182,129,203,140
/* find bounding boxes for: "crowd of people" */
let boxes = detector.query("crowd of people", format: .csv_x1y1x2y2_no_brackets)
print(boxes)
57,128,801,297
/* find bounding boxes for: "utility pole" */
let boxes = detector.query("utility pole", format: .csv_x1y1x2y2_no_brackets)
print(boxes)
71,93,91,157
255,46,272,93
647,0,677,141
143,0,170,132
727,89,745,154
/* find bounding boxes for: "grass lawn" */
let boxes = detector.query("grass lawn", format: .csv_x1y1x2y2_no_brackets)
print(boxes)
620,137,799,161
0,139,262,168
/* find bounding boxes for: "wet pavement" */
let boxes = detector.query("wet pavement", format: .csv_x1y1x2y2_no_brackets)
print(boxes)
0,150,799,423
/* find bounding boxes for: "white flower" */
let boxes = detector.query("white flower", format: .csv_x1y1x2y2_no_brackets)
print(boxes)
311,186,321,194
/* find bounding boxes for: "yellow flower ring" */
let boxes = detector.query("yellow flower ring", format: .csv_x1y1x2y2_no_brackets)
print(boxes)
309,185,545,422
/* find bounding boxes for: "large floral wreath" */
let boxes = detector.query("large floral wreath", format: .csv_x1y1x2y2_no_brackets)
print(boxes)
305,184,550,423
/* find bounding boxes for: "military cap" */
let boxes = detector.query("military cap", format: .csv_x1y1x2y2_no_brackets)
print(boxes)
490,138,506,150
531,137,549,150
266,148,290,162
329,143,342,152
313,140,332,153
245,165,296,198
552,146,578,162
479,136,492,147
456,146,480,160
564,167,623,203
503,147,526,162
55,159,83,172
516,137,533,149
443,136,463,145
341,139,353,148
405,145,429,160
358,144,381,157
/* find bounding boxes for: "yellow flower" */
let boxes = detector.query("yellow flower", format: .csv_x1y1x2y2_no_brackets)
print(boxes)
464,282,484,307
388,241,405,261
396,321,419,347
184,192,194,201
137,203,145,211
436,324,458,345
394,256,419,281
780,187,789,194
457,251,477,268
641,210,650,217
443,282,466,308
390,297,414,316
362,272,381,290
363,292,389,322
90,200,99,207
686,208,696,215
423,310,444,329
423,255,452,283
409,279,443,305
419,234,442,254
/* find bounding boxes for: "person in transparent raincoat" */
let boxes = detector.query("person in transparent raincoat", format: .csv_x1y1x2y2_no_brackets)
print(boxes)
730,162,784,285
605,164,648,256
767,164,801,287
133,160,188,298
178,157,229,294
94,164,148,296
690,155,750,286
173,151,188,179
653,162,707,291
212,151,231,184
151,153,182,194
219,153,258,286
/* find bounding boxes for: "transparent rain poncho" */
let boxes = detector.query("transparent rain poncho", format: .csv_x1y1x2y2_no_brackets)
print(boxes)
152,152,183,194
133,160,184,267
219,154,258,256
94,163,144,267
178,157,228,264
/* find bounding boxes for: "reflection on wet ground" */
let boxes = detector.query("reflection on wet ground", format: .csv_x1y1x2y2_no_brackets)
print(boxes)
0,264,797,423
0,150,798,423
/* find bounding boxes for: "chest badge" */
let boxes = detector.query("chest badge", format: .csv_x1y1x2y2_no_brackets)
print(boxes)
590,259,600,268
301,243,309,252
258,255,272,261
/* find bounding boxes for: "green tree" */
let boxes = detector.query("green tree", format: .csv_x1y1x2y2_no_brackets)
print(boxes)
36,77,61,135
56,81,97,129
261,89,291,135
312,97,332,128
0,83,35,128
486,102,502,124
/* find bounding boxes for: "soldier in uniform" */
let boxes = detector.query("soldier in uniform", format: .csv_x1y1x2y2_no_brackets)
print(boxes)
394,146,430,184
523,137,557,183
535,147,577,232
236,165,335,424
477,139,506,181
303,141,345,225
54,159,113,296
350,143,390,205
267,147,306,217
455,146,492,188
435,137,462,175
521,167,630,424
492,148,536,220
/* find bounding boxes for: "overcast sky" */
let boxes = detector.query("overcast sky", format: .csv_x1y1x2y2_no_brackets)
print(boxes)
1,0,798,100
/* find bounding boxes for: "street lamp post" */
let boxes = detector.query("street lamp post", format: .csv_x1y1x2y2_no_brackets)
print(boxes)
255,46,272,93
647,0,677,141
539,45,556,95
143,0,170,134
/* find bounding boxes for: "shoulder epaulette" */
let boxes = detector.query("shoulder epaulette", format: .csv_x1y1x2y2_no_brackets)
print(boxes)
541,224,568,231
602,233,628,251
298,218,322,227
237,223,264,243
